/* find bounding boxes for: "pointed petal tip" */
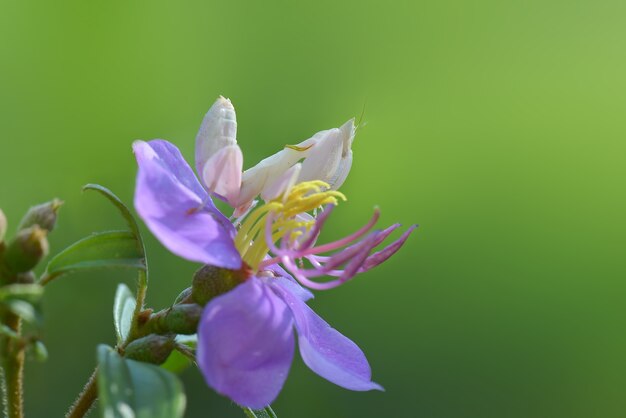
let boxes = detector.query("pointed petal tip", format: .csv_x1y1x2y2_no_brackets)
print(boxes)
132,139,161,161
132,139,150,156
371,381,385,392
215,95,234,108
273,286,380,393
340,118,356,138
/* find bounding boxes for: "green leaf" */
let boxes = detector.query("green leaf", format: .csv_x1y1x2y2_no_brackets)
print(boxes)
82,184,144,253
0,284,44,304
113,284,136,344
243,406,278,418
44,231,145,280
6,300,42,323
0,284,44,324
31,340,48,362
82,184,149,319
161,335,197,374
97,345,186,418
0,325,19,339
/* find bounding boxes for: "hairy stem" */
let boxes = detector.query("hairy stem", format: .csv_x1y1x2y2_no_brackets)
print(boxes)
65,367,98,418
128,268,149,342
2,313,24,418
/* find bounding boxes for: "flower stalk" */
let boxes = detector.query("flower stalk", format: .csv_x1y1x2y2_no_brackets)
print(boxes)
65,367,98,418
1,312,24,418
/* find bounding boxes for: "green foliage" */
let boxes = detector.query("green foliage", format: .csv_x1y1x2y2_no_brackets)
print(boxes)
97,345,186,418
113,283,136,345
0,283,44,324
43,184,147,283
0,284,43,304
82,184,144,249
44,231,145,280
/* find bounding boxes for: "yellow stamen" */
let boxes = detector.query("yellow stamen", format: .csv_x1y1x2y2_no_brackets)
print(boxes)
234,180,346,271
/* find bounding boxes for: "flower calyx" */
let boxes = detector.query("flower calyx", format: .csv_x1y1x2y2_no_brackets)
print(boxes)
191,264,250,306
3,225,49,275
124,334,176,365
17,199,63,232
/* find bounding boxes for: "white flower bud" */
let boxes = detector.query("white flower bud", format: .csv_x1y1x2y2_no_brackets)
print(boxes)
235,118,355,212
195,96,243,204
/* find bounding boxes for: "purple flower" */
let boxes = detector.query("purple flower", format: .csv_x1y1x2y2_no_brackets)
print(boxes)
133,139,242,269
133,97,415,408
197,274,383,408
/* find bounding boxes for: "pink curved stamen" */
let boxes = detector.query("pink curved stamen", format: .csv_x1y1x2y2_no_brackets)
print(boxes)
295,204,335,251
280,255,347,290
269,207,381,258
338,234,377,281
257,255,282,270
305,255,343,276
259,203,415,291
297,207,380,256
359,224,418,273
283,233,376,279
264,211,291,256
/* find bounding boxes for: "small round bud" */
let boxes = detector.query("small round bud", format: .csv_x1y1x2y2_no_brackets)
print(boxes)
4,225,49,273
0,209,6,242
124,334,175,365
160,304,202,335
18,199,63,232
192,265,247,306
143,304,203,336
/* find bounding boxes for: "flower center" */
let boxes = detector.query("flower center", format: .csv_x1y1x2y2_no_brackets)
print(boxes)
234,180,346,271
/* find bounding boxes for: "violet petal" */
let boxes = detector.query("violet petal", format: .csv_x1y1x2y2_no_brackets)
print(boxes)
197,278,295,408
272,284,383,391
273,275,314,302
261,261,314,301
133,140,241,269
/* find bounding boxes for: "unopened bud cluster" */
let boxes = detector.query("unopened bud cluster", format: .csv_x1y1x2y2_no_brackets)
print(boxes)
124,263,247,365
0,201,60,380
0,200,61,283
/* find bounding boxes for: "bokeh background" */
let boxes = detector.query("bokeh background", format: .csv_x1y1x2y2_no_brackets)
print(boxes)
1,0,626,417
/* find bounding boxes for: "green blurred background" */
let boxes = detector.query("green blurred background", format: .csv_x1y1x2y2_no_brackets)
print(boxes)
1,0,626,417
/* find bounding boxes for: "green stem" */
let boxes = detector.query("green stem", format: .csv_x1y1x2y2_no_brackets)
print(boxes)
38,272,59,286
65,367,98,418
65,262,147,418
1,313,24,418
128,269,148,342
174,343,197,365
129,215,149,333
